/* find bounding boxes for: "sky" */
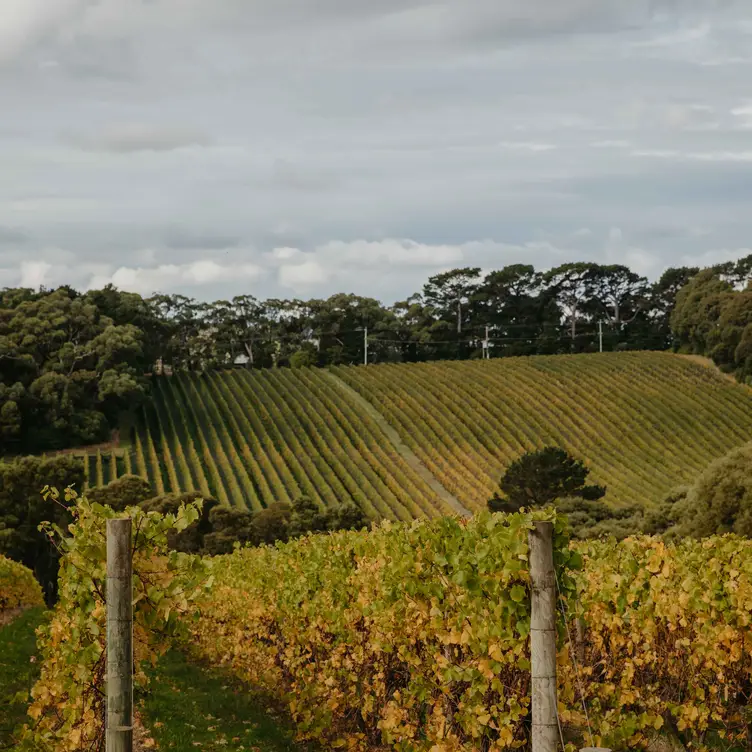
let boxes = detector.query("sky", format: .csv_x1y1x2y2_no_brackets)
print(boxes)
1,0,752,304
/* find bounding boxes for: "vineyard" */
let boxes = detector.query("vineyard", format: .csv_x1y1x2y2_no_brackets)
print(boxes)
8,495,752,751
78,352,752,516
335,351,752,510
91,368,453,520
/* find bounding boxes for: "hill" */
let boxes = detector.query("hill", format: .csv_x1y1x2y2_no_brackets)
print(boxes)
81,351,752,516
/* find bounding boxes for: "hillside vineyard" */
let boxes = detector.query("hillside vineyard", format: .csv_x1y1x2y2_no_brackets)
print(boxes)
81,352,752,515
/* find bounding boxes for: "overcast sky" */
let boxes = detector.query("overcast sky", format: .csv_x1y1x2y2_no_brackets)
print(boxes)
1,0,751,303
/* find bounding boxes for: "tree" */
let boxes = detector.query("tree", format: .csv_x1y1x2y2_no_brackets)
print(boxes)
84,284,169,370
328,500,368,532
707,287,752,381
651,266,700,342
310,293,394,366
203,505,255,554
673,442,752,538
290,343,318,368
0,454,85,602
206,295,273,369
475,265,562,357
670,269,733,355
588,265,650,328
421,268,482,359
250,501,293,545
288,495,330,538
86,474,153,511
488,446,606,512
0,288,149,453
556,497,642,540
544,263,600,344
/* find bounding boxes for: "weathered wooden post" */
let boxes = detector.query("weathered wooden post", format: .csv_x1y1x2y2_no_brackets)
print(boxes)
529,520,558,752
106,518,133,752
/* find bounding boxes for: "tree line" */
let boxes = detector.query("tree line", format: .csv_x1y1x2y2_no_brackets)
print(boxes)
0,255,750,455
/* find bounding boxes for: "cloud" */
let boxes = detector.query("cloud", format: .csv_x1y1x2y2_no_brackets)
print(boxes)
0,0,94,66
2,0,752,301
631,148,752,162
65,124,212,153
19,260,52,288
0,226,28,245
278,260,330,291
730,103,752,129
273,239,467,295
88,260,265,296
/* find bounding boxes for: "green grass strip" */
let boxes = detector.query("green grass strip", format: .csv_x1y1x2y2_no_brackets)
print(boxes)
0,606,46,747
140,648,309,752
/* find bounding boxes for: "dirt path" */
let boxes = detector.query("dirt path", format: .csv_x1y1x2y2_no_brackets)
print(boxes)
323,371,471,518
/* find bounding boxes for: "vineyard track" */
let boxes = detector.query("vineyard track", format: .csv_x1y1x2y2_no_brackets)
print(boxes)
322,371,470,517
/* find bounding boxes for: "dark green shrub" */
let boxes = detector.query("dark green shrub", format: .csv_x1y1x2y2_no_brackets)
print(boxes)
87,473,152,512
488,446,605,512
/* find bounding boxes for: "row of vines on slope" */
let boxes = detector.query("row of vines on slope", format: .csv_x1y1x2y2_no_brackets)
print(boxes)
88,370,449,518
334,351,752,511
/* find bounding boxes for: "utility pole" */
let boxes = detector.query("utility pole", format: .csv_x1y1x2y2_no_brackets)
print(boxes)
483,325,490,359
599,321,603,353
364,325,368,366
457,299,462,334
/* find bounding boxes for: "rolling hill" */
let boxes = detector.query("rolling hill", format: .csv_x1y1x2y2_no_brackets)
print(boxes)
80,352,752,517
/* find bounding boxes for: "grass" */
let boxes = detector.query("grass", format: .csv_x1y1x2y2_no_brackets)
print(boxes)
140,648,309,751
0,606,45,748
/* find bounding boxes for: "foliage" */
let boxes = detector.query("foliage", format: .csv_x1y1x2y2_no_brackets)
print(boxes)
0,606,46,747
488,446,605,512
287,495,368,539
289,344,318,369
0,555,44,610
554,497,642,540
0,287,151,453
132,492,368,557
15,486,212,752
672,442,752,538
140,491,221,553
568,535,752,750
0,454,84,602
85,473,153,511
249,501,293,547
671,258,752,382
189,509,579,751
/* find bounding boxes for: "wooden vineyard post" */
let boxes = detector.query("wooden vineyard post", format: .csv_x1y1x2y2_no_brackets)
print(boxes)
106,518,133,752
529,520,558,752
